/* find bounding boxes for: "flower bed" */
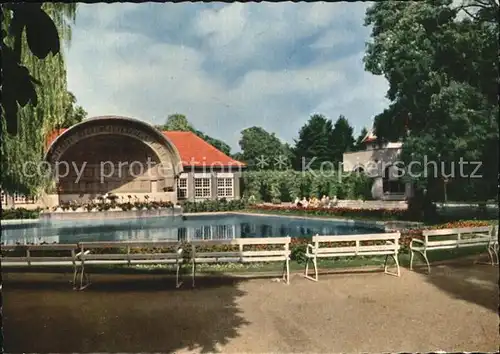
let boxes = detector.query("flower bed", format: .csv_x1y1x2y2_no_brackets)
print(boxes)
181,199,247,213
248,204,407,220
53,198,174,213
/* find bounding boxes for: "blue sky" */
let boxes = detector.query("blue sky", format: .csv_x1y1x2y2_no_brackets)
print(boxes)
65,2,389,152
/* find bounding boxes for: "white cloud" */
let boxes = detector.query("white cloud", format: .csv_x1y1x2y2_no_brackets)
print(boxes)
310,28,359,49
65,2,389,151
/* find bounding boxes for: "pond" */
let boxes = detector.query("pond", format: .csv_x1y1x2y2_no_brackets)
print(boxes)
1,213,384,245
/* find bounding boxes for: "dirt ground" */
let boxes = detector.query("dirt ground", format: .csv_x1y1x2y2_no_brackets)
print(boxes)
2,261,499,353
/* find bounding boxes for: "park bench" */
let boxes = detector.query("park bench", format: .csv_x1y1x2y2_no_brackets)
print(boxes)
189,236,291,286
304,232,401,281
1,243,81,288
76,240,184,290
410,225,498,274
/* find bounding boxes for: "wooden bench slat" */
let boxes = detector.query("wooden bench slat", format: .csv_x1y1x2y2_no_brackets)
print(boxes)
127,253,180,260
313,233,400,243
2,260,77,266
83,260,129,265
241,256,288,262
234,237,290,245
194,257,241,263
192,237,290,247
427,240,462,246
316,247,358,254
27,257,76,262
129,259,179,264
458,237,490,244
195,252,241,258
1,244,78,251
80,254,129,260
79,242,179,249
2,257,29,262
241,250,289,257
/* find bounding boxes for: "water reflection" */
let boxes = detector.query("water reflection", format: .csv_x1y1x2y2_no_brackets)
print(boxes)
1,215,382,245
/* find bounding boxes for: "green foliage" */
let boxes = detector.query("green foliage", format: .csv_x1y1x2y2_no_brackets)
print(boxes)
238,126,291,170
157,114,232,156
60,91,87,128
181,199,248,213
353,127,368,152
53,200,174,212
160,114,192,131
1,3,78,196
2,3,74,135
331,115,355,164
293,114,335,170
1,208,42,220
364,0,499,201
241,171,373,202
249,204,406,220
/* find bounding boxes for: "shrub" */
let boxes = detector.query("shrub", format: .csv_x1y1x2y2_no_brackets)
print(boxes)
85,202,96,212
249,204,406,220
241,170,373,202
181,199,248,213
1,207,42,220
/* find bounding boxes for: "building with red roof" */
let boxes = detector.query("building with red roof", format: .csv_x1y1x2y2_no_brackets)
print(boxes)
35,116,246,207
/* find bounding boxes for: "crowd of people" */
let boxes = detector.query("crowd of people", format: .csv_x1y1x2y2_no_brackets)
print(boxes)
293,195,338,208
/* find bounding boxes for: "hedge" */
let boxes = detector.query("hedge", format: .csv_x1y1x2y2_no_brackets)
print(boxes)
181,199,247,213
1,208,42,220
241,170,373,203
248,204,407,220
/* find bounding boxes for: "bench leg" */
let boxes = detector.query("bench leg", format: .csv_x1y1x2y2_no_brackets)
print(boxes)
410,249,415,270
304,256,318,282
282,259,290,284
78,263,91,291
410,249,431,274
191,258,196,288
72,265,79,290
175,260,183,288
486,244,499,265
384,254,400,277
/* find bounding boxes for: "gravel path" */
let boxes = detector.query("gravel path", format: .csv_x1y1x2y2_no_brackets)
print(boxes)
2,262,498,353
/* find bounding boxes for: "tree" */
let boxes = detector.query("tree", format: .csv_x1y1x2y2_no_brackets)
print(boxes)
293,114,334,170
353,127,368,152
2,3,75,135
158,114,232,156
238,127,292,170
193,129,232,156
364,0,499,201
159,113,193,131
1,3,77,195
330,115,355,164
59,91,87,128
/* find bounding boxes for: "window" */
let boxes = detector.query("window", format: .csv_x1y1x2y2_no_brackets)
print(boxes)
194,178,211,199
13,193,35,204
195,225,212,240
217,178,233,198
177,178,188,199
1,191,6,205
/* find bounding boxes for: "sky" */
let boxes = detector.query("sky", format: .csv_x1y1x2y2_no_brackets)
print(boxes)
65,2,390,152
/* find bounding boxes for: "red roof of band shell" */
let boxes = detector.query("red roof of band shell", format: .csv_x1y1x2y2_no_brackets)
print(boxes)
45,129,245,167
